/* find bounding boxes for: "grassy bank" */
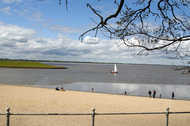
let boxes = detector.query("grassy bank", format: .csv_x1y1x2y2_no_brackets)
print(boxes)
0,60,66,69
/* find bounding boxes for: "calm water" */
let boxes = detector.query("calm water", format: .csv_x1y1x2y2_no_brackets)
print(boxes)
0,62,190,100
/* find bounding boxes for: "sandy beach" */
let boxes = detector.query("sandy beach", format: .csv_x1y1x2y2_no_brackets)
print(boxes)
0,84,190,126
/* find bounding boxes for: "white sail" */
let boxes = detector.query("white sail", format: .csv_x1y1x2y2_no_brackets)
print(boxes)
111,64,118,73
114,64,117,72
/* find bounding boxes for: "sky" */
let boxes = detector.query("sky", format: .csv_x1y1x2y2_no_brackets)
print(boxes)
0,0,190,65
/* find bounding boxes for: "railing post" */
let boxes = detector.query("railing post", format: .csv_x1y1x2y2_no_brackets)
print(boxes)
166,107,169,126
6,107,10,126
91,108,96,126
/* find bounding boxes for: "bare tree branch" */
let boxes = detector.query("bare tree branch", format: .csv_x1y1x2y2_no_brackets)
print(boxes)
60,0,190,54
104,0,124,25
79,0,124,41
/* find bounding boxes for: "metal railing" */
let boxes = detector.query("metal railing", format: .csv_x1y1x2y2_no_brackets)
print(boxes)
1,107,190,126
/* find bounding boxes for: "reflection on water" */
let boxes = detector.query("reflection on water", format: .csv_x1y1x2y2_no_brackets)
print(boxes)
37,82,190,100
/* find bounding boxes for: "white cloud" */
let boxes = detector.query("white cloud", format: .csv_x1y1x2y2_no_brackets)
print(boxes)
0,24,35,42
0,22,190,65
83,36,99,44
0,23,135,62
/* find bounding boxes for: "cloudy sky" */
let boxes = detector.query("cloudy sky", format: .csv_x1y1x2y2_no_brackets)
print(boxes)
0,0,189,65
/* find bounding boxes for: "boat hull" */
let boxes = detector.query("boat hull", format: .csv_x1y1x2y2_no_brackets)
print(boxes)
111,71,118,74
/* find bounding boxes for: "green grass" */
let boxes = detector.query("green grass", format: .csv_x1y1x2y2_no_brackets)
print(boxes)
0,60,66,69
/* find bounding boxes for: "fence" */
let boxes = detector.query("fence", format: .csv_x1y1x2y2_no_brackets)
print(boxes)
1,107,190,126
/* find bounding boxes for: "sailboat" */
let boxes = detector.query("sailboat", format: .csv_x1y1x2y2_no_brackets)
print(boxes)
111,64,118,74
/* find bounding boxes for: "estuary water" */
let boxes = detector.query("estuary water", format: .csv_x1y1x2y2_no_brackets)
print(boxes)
0,62,190,100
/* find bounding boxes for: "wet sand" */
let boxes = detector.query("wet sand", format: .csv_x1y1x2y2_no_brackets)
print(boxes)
0,84,190,126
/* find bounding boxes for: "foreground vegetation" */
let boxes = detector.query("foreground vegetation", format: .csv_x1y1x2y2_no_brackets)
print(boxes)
0,60,66,69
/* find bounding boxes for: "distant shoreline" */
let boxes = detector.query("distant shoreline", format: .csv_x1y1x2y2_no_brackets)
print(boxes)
0,66,67,69
0,60,67,69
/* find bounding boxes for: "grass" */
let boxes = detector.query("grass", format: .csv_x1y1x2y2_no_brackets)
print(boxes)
0,60,66,69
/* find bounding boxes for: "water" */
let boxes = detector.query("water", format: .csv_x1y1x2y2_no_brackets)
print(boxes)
0,62,190,100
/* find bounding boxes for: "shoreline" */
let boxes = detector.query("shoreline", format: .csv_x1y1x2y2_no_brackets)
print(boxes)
1,83,189,110
1,83,190,101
